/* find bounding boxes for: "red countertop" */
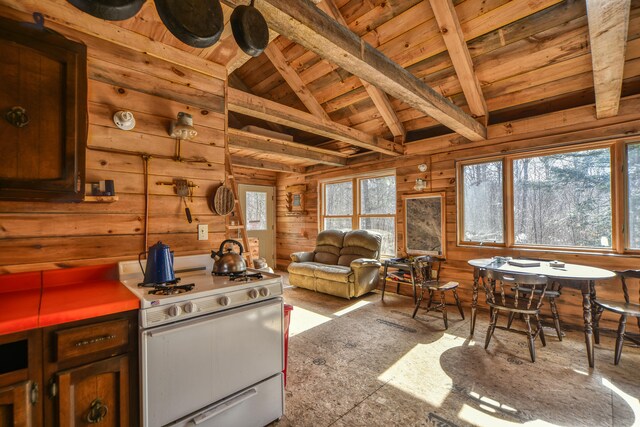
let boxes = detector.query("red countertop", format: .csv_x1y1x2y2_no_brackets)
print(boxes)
0,264,139,335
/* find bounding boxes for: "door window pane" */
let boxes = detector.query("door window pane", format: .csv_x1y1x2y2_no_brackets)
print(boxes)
360,217,395,256
360,176,396,215
513,148,612,248
324,218,352,231
325,181,353,216
462,161,504,243
245,191,267,231
628,143,640,249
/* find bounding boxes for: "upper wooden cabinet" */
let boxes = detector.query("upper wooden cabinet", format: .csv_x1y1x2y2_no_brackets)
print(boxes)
0,16,87,201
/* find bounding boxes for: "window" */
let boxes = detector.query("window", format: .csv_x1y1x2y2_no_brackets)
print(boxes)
321,173,396,256
245,191,267,231
458,143,625,252
628,143,640,250
461,161,504,243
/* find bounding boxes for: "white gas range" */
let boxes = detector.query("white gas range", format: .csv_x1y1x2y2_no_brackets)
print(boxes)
119,254,284,427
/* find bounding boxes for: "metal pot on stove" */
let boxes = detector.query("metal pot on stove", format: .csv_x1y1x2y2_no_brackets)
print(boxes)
211,239,246,274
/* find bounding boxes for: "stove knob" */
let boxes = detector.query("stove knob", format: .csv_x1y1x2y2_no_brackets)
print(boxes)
259,287,270,297
248,289,259,299
219,296,231,306
168,304,181,317
184,302,197,313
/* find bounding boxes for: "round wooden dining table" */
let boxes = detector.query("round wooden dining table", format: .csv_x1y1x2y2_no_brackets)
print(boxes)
468,258,616,367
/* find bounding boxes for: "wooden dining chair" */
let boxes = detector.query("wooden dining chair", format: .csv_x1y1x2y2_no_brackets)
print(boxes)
482,270,549,362
593,270,640,365
411,255,464,329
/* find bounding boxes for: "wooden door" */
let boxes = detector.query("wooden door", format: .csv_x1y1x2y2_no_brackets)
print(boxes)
0,381,33,427
56,355,129,427
239,184,276,268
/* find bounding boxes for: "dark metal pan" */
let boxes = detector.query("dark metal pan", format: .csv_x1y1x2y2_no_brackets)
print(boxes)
67,0,145,21
231,1,269,57
155,0,224,48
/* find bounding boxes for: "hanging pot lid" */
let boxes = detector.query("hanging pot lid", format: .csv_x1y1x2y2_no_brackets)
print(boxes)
231,2,269,57
66,0,145,21
154,0,224,48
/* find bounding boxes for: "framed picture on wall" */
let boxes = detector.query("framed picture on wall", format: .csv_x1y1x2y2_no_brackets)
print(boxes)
403,192,446,256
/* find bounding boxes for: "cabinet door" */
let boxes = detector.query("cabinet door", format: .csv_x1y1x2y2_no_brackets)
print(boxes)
0,381,33,427
56,356,129,427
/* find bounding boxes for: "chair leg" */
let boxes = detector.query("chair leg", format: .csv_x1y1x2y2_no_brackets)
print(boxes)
452,288,465,319
523,314,536,362
614,315,627,365
549,297,563,341
440,291,448,329
427,289,434,309
535,313,546,347
412,286,425,319
593,306,605,344
485,309,499,349
506,312,516,330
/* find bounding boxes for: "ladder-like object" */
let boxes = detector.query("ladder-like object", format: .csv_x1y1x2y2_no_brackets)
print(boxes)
224,149,254,268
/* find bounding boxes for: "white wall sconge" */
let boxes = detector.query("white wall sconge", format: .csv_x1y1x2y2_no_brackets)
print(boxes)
414,163,428,191
170,112,198,140
113,110,136,130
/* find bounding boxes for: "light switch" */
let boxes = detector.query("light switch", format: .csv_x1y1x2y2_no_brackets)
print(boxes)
197,224,208,240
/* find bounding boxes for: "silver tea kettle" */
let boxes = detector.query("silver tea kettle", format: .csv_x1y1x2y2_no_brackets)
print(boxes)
211,239,246,274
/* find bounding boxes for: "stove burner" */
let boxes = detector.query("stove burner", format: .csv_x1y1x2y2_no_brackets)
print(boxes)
147,283,195,295
138,277,181,287
212,271,263,282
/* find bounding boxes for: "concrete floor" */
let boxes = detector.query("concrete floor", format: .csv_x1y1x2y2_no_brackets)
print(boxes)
274,282,640,427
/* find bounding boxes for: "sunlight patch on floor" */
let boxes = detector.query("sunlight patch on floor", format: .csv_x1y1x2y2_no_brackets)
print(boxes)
378,333,474,406
602,378,640,424
333,300,371,316
458,404,557,426
288,306,332,337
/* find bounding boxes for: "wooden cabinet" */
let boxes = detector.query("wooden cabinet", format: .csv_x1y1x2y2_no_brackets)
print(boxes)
0,16,87,201
0,330,42,427
0,312,137,426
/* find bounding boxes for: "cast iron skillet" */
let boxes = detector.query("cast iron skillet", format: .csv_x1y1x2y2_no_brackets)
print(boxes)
231,1,269,57
66,0,145,21
155,0,224,48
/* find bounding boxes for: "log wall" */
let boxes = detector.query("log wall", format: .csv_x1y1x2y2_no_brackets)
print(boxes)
276,98,640,330
0,7,233,273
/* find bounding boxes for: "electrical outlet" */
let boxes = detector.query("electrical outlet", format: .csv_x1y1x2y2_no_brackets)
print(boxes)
197,224,208,240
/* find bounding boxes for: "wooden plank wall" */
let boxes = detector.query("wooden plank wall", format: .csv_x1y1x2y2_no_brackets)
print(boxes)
276,101,640,330
0,8,234,274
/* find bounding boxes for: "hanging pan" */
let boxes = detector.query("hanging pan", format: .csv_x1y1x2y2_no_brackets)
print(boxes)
155,0,224,48
231,0,269,57
66,0,145,21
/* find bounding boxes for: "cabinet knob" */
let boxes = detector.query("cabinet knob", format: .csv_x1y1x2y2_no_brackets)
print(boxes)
85,398,108,424
5,106,29,128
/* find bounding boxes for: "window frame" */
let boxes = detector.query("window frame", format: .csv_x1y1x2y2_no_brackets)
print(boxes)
456,140,635,254
319,170,397,257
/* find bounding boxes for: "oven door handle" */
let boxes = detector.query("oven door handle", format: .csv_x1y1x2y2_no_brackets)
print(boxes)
191,388,258,425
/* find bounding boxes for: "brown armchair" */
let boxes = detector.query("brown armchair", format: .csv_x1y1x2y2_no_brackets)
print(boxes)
288,229,382,299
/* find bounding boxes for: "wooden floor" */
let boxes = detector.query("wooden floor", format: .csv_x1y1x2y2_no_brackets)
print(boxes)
275,275,640,427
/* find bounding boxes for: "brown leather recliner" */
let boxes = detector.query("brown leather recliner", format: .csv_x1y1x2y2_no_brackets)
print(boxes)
288,229,382,299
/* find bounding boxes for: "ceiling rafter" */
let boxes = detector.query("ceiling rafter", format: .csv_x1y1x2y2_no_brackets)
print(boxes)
428,0,488,121
221,0,486,141
230,155,305,173
586,0,631,118
317,0,406,142
228,87,403,156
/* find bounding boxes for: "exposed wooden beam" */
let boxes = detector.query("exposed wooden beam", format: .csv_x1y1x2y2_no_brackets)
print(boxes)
228,128,347,166
221,0,486,141
586,0,631,118
264,43,331,120
318,0,406,142
428,0,488,120
230,155,305,173
0,0,226,79
227,29,279,73
228,88,403,156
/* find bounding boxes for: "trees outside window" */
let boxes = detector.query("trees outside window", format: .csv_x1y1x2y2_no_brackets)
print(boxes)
322,174,396,256
461,161,504,243
628,143,640,250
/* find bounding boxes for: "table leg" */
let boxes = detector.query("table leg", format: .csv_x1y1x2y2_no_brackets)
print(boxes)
470,269,479,336
410,265,417,304
381,262,389,301
581,283,595,368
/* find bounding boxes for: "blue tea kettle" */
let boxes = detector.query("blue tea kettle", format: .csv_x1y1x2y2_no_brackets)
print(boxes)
139,241,175,285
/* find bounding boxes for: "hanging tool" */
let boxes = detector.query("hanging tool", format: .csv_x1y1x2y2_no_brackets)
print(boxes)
175,179,192,223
